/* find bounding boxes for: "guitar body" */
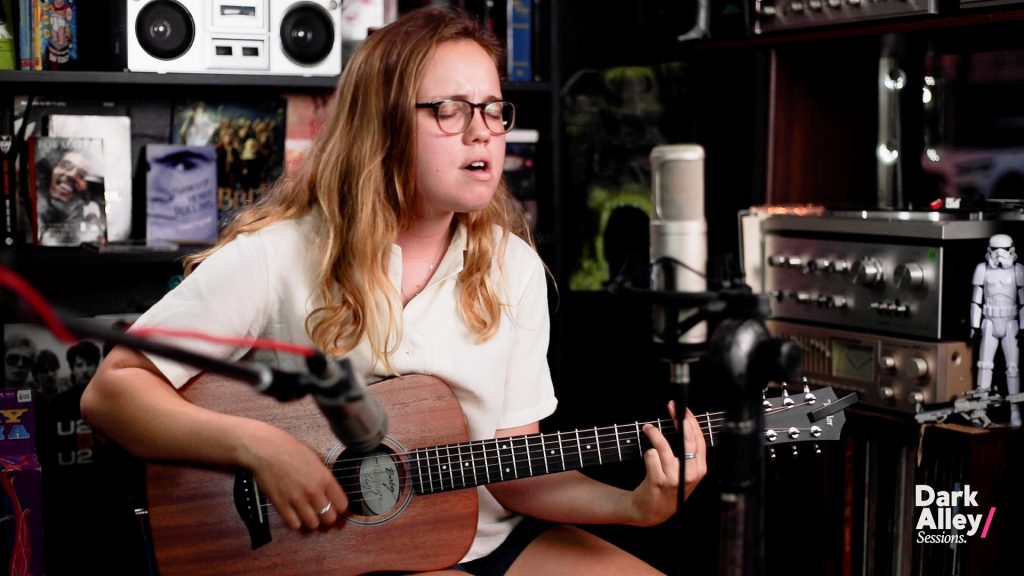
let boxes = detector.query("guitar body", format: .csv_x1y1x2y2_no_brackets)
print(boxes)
145,374,478,576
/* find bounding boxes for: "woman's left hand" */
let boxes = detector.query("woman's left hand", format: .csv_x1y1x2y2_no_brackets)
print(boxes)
627,403,707,527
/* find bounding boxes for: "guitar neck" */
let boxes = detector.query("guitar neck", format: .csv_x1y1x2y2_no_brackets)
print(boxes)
410,417,707,495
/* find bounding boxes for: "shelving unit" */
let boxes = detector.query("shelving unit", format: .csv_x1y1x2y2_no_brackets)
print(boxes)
0,1,564,324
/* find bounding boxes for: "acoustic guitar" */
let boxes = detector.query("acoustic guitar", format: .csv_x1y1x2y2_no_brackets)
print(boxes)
142,374,849,575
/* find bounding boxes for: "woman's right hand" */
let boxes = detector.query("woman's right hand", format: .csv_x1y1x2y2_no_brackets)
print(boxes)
240,421,349,530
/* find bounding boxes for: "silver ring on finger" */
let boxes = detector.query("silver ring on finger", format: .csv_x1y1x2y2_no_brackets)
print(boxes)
683,452,697,460
317,502,332,516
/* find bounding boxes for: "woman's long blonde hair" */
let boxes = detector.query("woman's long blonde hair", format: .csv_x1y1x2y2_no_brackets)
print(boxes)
184,7,531,368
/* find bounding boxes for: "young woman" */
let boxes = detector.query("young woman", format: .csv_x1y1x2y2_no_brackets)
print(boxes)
81,7,707,575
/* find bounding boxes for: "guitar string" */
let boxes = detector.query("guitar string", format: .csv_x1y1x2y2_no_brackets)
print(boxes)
297,401,816,491
323,400,816,486
253,402,825,511
255,421,830,513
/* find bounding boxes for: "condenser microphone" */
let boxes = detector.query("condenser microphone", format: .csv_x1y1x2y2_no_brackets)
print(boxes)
307,355,388,454
650,144,708,346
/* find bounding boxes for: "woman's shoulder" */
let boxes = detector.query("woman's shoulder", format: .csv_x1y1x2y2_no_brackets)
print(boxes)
240,212,319,251
492,225,540,266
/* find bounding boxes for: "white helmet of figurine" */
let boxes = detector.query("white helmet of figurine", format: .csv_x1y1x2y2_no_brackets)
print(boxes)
986,233,1017,269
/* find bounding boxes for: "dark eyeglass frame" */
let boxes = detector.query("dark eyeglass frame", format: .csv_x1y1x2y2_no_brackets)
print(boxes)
415,99,516,135
5,354,32,368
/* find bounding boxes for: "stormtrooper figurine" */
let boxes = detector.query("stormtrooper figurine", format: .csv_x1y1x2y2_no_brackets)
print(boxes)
971,233,1024,426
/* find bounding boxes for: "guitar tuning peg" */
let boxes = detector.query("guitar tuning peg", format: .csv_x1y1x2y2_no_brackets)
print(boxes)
762,390,772,411
791,445,799,458
769,447,777,461
813,442,822,456
802,377,816,404
781,382,794,406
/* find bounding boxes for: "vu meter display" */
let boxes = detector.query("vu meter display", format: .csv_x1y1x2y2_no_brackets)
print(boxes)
832,340,876,383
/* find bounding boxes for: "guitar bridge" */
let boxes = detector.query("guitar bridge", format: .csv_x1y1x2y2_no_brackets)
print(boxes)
234,471,271,549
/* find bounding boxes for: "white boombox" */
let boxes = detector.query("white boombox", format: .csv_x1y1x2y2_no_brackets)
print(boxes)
126,0,342,76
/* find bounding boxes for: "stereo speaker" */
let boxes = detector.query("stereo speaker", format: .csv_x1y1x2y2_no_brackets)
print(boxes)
126,0,342,76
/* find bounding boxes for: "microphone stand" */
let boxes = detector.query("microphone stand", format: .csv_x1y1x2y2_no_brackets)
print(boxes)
609,279,801,576
64,318,358,412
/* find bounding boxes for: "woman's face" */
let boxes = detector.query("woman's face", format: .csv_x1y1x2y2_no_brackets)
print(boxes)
414,39,505,222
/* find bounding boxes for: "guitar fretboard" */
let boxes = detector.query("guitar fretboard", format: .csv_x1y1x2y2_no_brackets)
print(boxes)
410,419,680,495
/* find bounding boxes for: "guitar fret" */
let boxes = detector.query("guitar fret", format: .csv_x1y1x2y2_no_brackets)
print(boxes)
445,445,455,489
496,439,508,480
558,432,566,471
411,449,423,494
433,447,445,491
466,443,478,487
507,439,518,479
593,426,602,465
512,437,527,479
423,448,436,494
577,427,599,467
704,412,715,447
540,433,549,474
615,424,622,461
575,430,583,468
524,436,534,477
455,444,468,489
634,422,644,458
482,440,492,484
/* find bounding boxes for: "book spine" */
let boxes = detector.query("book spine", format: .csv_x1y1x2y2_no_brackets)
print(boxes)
17,0,28,69
26,136,37,243
1,135,14,246
507,0,532,82
31,0,39,70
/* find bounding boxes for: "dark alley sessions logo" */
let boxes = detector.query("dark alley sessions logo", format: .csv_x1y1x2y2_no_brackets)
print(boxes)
915,484,997,544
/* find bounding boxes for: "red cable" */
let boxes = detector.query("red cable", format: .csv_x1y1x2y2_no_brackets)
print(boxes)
0,267,76,343
129,326,317,357
1,265,317,357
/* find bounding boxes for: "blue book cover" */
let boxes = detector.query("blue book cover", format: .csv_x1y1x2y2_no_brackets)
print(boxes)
145,144,218,244
507,0,532,82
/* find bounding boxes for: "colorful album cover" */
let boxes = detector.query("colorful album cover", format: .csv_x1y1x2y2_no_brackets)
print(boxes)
283,92,332,174
0,387,43,576
172,99,286,228
3,314,138,574
145,144,218,244
47,114,132,241
28,135,106,246
38,0,77,70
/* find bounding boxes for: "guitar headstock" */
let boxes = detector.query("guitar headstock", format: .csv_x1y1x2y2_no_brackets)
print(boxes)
762,384,849,454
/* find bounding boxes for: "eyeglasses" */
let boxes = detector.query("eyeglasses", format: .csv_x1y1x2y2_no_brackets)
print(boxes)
415,99,516,135
5,354,32,368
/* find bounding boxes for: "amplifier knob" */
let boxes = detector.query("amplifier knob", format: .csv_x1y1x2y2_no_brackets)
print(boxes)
906,357,929,379
832,260,850,273
810,257,831,272
787,256,805,268
880,355,896,371
831,295,848,308
880,386,895,399
851,258,884,286
768,255,787,267
909,391,925,404
895,263,925,290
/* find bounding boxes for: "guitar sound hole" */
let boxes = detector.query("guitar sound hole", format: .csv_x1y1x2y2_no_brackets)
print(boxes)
335,446,405,517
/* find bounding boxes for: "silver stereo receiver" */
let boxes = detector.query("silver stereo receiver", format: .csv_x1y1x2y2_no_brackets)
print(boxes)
754,0,939,34
767,319,973,412
760,211,1024,340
